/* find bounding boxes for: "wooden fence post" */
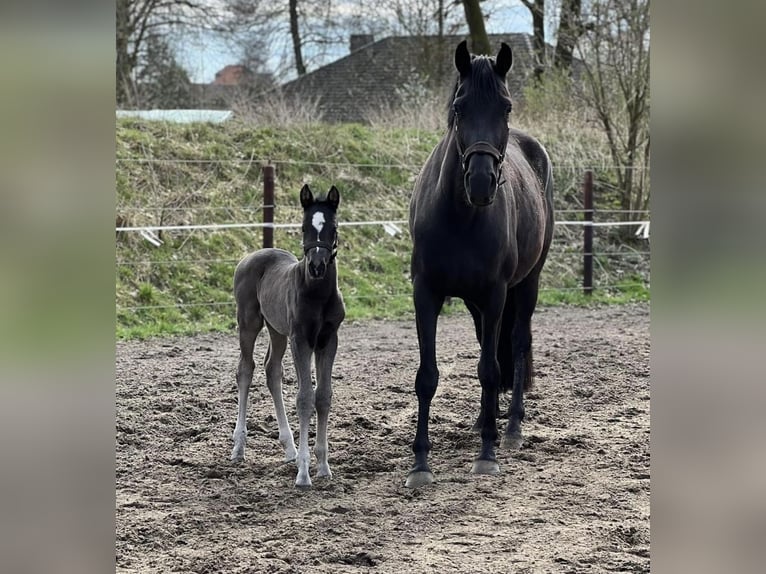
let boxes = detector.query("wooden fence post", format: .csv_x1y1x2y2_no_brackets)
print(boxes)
583,169,594,295
263,163,275,249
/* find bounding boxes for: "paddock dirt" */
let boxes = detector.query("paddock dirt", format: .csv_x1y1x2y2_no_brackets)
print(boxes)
116,303,650,573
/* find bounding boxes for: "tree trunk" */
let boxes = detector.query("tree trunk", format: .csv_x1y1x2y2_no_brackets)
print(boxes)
461,0,491,55
116,0,133,107
554,0,582,72
289,0,306,76
521,0,545,79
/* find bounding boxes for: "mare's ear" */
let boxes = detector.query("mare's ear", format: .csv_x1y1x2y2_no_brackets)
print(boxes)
495,42,513,77
454,40,471,77
326,185,340,210
300,184,314,208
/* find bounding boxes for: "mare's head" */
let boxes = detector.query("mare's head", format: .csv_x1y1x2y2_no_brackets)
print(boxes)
300,184,340,280
449,40,514,207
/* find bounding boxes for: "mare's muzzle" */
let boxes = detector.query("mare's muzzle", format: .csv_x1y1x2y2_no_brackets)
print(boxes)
303,239,337,279
457,140,506,207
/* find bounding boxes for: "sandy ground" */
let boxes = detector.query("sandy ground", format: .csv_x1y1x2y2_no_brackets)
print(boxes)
116,303,649,573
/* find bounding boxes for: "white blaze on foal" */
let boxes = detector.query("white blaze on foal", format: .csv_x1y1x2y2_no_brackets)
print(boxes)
312,212,325,252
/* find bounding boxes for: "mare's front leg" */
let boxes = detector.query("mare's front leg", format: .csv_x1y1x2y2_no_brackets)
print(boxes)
405,277,444,488
471,285,507,474
314,330,338,479
290,334,315,488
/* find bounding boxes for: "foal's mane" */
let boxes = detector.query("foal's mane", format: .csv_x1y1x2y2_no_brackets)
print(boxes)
446,56,512,129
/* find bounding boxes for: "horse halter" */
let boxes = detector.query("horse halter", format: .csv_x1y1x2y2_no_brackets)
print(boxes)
302,232,338,262
454,126,508,188
455,130,507,187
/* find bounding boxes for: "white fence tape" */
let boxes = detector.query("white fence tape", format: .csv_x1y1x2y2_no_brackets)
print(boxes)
116,219,649,233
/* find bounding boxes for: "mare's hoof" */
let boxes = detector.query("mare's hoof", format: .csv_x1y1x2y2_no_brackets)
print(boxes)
471,459,500,475
284,452,298,463
405,470,436,489
230,447,245,463
502,431,523,450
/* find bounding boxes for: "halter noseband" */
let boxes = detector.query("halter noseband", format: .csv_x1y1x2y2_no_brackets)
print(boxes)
302,237,338,262
454,131,507,188
455,138,505,171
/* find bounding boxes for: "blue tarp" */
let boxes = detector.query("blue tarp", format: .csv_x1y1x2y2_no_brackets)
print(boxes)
116,109,233,123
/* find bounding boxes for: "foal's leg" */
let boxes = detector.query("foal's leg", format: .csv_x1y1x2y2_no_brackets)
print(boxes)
231,316,263,462
264,326,297,462
314,331,338,479
290,335,315,488
472,285,507,474
406,278,444,488
502,276,539,450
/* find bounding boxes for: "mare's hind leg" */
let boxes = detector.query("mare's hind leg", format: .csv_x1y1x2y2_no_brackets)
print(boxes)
231,312,263,462
290,335,315,488
314,331,338,479
465,300,483,344
502,275,539,450
264,326,297,462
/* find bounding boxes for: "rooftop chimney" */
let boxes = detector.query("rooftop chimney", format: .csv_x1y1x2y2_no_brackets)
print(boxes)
350,34,374,53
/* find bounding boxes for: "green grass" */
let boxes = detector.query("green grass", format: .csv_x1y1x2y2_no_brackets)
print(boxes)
116,119,649,339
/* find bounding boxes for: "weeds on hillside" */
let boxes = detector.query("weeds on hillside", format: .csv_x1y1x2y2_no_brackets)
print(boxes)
116,78,649,339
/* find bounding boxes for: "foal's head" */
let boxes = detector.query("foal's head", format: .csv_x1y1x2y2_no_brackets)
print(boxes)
299,184,340,280
449,40,514,207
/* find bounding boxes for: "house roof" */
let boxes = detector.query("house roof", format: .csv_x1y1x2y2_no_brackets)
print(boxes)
281,34,544,124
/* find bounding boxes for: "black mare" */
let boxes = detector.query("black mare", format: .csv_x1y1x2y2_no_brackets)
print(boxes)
406,41,554,488
230,185,345,488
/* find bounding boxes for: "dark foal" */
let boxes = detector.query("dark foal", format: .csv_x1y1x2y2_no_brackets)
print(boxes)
230,184,345,488
407,41,554,488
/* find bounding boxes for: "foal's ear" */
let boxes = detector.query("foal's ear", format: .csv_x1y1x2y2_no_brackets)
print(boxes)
494,42,513,77
299,184,314,208
454,40,471,77
326,185,340,210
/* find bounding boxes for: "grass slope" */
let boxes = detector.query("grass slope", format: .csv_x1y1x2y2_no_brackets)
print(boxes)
116,119,648,339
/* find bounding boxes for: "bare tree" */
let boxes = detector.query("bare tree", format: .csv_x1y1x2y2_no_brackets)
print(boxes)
461,0,491,54
576,0,650,218
554,0,584,71
136,34,193,108
226,0,348,79
520,0,546,78
288,0,306,76
116,0,217,107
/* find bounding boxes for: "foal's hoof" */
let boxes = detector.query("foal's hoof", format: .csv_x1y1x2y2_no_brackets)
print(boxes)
294,476,312,489
502,431,524,450
405,470,436,489
230,446,245,463
471,459,500,475
316,464,332,479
